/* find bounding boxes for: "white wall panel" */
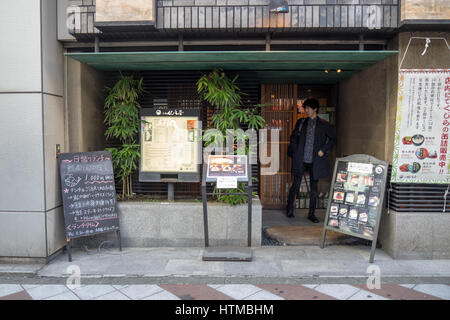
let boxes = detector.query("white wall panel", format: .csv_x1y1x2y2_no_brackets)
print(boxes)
0,0,41,92
42,0,64,96
0,94,45,212
0,211,46,257
43,94,65,210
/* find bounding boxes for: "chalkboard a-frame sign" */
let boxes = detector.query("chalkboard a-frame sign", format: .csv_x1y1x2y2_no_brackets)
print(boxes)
59,151,121,261
320,154,388,263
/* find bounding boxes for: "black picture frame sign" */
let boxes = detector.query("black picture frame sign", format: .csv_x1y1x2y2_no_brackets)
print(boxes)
59,151,121,261
320,154,388,263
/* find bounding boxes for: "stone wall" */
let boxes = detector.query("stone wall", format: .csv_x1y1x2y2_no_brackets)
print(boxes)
337,36,398,162
74,200,263,247
401,0,450,22
66,58,106,153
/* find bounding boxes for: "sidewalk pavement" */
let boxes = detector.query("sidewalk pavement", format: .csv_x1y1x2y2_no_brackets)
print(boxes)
1,283,449,300
32,246,450,279
0,245,449,300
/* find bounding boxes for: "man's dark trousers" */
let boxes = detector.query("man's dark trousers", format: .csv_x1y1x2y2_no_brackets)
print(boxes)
287,163,318,215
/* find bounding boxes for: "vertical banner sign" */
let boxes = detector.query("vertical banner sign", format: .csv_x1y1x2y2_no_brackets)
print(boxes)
391,69,450,184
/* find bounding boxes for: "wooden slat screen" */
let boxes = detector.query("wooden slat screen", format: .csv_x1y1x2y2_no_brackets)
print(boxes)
260,84,297,209
104,70,260,199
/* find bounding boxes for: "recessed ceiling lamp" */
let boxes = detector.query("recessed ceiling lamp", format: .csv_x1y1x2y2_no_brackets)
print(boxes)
337,69,342,73
269,0,289,13
324,70,329,74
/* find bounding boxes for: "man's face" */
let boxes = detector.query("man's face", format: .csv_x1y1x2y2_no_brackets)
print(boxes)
304,105,317,118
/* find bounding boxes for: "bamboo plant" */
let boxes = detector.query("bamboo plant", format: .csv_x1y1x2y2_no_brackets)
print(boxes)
197,69,265,205
104,73,144,199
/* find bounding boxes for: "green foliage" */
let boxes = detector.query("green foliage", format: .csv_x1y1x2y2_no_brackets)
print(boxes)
104,73,144,199
213,178,259,206
197,69,265,206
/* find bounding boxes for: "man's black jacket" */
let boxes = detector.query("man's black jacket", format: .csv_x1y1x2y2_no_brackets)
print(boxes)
289,117,337,179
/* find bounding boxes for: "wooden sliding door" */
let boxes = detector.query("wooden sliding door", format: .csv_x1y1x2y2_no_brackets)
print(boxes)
260,84,297,209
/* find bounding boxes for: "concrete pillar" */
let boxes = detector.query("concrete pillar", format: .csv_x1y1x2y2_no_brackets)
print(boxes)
0,0,66,261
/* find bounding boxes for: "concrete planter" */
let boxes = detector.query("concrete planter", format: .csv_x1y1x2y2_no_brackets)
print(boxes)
379,209,450,259
104,198,262,247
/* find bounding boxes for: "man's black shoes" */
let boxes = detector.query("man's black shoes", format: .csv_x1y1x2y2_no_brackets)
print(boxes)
307,213,319,223
286,206,295,218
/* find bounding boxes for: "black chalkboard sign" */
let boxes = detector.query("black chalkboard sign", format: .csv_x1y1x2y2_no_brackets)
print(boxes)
59,151,121,261
320,154,388,263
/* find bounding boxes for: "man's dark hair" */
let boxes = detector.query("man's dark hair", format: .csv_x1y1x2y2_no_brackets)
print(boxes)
303,98,320,111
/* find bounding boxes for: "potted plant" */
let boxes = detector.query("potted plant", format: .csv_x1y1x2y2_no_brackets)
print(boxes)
104,73,144,199
197,69,265,205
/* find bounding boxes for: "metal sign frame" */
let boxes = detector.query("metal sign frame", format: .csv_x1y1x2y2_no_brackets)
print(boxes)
320,154,388,263
201,156,253,261
139,107,202,183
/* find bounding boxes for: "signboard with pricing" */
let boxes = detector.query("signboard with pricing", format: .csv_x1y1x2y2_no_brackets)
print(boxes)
59,151,120,239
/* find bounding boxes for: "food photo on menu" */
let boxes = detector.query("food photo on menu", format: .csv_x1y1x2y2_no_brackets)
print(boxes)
339,206,348,218
350,174,360,187
349,208,358,220
368,195,379,207
328,219,339,227
207,156,246,177
330,203,339,217
358,210,368,223
362,175,374,186
345,192,355,204
333,191,345,202
337,172,348,183
356,192,366,205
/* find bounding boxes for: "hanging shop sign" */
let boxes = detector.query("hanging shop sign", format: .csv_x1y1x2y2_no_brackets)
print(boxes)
139,108,201,182
391,69,450,184
59,151,121,261
320,154,388,263
95,0,156,30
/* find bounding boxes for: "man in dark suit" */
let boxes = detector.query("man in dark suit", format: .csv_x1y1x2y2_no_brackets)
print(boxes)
286,98,337,222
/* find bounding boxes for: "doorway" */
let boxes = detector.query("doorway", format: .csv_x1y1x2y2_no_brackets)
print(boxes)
260,83,348,245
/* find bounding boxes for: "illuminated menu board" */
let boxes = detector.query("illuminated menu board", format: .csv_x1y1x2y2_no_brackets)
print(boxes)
140,108,201,175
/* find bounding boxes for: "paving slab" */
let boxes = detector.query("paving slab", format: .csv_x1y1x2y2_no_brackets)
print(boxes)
243,290,285,300
26,285,69,300
257,284,335,300
159,284,233,300
0,284,24,297
354,284,442,300
142,290,180,300
70,285,116,300
118,285,164,300
347,288,389,300
412,284,450,300
44,291,80,300
164,259,225,275
314,284,361,300
95,290,131,300
211,284,262,300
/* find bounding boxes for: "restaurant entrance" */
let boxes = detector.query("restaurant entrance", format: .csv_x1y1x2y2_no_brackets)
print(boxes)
66,50,398,247
259,83,343,245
